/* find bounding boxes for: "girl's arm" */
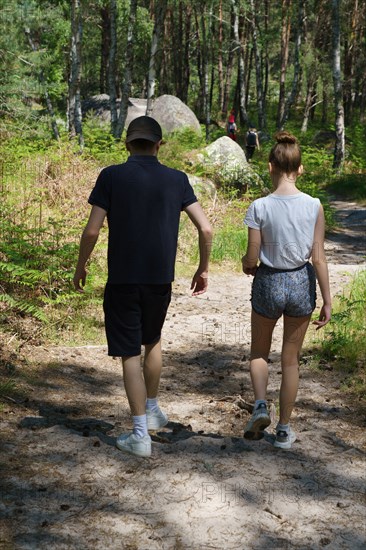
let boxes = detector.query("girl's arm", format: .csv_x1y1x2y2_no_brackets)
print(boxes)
242,227,261,276
311,205,332,329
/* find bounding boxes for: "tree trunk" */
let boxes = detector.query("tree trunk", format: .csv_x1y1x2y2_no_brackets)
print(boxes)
68,0,83,149
232,0,248,125
146,0,167,116
181,5,192,104
100,5,110,94
108,0,118,135
263,0,270,109
301,73,317,132
218,0,224,116
24,28,60,141
332,0,345,171
114,0,137,140
279,0,304,129
249,0,267,131
276,0,292,129
222,5,236,116
199,5,211,142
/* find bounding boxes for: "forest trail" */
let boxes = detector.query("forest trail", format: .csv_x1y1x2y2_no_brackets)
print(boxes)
1,200,365,550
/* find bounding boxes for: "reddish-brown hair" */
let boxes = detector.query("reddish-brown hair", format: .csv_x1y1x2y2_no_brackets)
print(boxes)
269,131,301,173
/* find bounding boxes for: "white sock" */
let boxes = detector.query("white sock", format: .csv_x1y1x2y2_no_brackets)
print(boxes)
132,414,148,438
276,423,289,433
146,397,159,412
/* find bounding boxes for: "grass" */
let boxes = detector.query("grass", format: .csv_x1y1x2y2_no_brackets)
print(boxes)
326,174,366,204
311,269,366,399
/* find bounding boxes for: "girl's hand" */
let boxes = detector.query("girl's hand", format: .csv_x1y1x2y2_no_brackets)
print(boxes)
312,304,331,329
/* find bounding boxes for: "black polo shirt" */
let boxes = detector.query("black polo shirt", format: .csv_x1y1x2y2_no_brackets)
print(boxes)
88,155,197,284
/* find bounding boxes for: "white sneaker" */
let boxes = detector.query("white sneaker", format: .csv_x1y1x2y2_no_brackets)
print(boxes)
243,403,271,440
116,433,151,457
273,427,296,449
146,408,168,430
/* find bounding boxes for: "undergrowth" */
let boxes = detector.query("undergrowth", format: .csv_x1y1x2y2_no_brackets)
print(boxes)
311,269,366,400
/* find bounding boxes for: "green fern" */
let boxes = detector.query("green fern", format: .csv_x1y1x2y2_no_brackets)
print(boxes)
0,293,48,322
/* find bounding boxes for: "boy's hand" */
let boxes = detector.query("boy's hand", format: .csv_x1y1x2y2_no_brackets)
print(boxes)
243,266,257,276
73,266,87,292
191,271,208,296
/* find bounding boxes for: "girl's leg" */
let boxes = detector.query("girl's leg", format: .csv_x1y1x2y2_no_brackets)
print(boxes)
279,314,311,425
250,309,278,400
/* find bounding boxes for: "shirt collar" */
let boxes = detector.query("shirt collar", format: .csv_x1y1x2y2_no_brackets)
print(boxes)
127,155,159,163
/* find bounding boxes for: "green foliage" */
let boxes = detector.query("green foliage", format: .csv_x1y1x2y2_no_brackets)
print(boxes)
313,270,366,398
210,228,248,264
326,174,366,203
82,117,128,164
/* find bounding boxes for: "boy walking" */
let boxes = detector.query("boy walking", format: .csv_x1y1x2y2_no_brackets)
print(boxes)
74,116,212,457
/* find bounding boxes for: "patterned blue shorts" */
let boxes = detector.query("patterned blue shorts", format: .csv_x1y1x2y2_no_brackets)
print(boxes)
251,263,316,319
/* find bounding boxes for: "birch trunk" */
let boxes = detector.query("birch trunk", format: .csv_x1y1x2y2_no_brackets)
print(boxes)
108,0,118,135
279,0,304,129
115,0,137,140
68,0,83,148
222,5,236,116
332,0,345,171
146,0,167,116
232,0,248,125
249,0,267,131
100,6,110,94
276,0,291,129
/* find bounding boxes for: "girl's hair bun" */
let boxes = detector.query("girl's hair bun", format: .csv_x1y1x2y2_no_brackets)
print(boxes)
274,131,298,145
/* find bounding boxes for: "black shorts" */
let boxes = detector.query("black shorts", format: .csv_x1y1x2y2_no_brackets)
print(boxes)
103,283,172,357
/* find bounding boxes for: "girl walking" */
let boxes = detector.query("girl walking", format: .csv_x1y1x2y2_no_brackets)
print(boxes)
242,131,331,449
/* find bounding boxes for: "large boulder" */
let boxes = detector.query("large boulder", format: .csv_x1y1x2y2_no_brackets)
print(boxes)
204,136,247,166
82,94,201,136
151,95,201,135
198,136,263,194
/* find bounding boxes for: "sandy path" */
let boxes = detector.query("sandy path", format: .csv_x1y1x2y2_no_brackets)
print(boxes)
0,201,365,550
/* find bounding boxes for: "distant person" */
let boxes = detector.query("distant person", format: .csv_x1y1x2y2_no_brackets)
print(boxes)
245,127,260,160
241,131,331,449
74,116,212,458
227,109,237,141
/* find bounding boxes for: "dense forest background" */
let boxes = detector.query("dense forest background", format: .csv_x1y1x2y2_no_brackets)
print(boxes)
1,0,366,166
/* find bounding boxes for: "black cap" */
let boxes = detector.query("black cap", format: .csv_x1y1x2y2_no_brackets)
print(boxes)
126,116,162,143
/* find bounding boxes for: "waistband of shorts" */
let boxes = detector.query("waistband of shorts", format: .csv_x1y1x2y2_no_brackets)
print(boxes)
259,262,309,273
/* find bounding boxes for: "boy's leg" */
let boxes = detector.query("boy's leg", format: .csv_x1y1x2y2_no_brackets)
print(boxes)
143,340,162,398
250,309,278,400
121,355,146,416
279,314,311,424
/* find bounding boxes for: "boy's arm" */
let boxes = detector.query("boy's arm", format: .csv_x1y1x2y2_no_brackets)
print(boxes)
242,227,261,276
73,205,107,292
184,202,213,295
311,205,331,329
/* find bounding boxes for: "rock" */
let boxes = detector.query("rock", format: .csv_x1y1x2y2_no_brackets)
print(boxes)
198,136,263,194
82,94,201,136
151,95,201,135
204,136,247,165
187,174,216,198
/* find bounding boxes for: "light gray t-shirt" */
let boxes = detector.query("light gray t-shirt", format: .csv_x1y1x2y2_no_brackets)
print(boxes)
244,192,321,269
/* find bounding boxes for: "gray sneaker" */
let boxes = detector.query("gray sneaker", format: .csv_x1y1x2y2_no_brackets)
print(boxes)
146,408,168,430
116,433,152,457
273,427,296,449
244,403,271,440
